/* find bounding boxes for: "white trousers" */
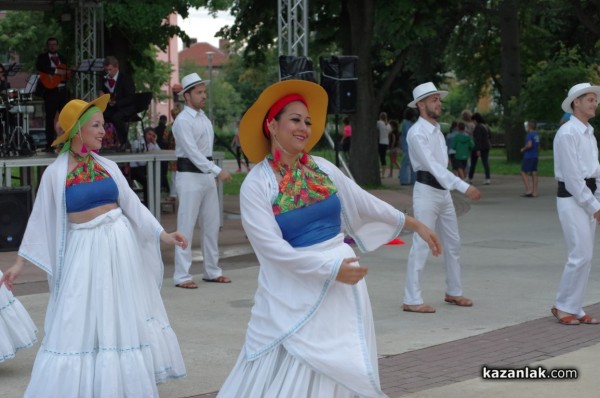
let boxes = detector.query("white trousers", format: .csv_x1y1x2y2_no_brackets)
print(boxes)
555,197,596,317
404,183,463,305
174,171,222,284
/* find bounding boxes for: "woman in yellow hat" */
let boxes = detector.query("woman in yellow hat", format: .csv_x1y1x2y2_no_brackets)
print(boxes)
217,80,441,397
0,94,188,396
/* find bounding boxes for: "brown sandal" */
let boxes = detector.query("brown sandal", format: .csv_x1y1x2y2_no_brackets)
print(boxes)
402,303,436,313
202,276,231,283
444,295,473,307
551,307,580,325
175,280,198,289
577,314,600,325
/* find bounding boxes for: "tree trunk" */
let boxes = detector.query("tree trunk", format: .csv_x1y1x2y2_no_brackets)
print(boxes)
499,0,523,161
345,0,380,186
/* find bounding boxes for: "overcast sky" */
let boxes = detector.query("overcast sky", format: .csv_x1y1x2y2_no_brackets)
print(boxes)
177,8,234,50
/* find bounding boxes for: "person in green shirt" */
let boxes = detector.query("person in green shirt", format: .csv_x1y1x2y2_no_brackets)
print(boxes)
451,122,474,180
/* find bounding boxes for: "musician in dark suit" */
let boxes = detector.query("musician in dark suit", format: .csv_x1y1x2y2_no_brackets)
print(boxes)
100,56,135,151
36,37,69,152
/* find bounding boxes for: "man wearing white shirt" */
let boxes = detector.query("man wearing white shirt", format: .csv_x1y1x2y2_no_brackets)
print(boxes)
551,83,600,325
402,82,481,313
172,73,232,289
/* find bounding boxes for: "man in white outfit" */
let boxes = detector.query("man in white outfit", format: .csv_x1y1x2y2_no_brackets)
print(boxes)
552,82,600,325
403,82,481,313
172,73,232,288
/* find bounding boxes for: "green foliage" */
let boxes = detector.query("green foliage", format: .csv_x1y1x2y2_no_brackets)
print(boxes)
178,61,245,130
0,11,64,72
103,0,208,51
211,78,244,129
220,51,279,115
442,84,479,120
131,46,173,101
180,59,207,80
519,47,599,122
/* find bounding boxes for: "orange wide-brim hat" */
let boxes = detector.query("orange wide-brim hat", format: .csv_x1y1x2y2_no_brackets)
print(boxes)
239,80,328,164
52,94,110,147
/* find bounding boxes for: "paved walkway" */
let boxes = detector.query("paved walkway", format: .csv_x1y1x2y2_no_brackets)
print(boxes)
2,163,600,397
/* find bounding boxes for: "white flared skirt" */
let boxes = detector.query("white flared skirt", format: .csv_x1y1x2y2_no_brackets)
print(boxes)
0,270,38,363
24,209,185,398
217,344,361,398
218,234,386,398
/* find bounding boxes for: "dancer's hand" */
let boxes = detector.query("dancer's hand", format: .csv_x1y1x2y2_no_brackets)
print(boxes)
0,257,25,291
415,225,442,257
465,185,481,201
161,231,188,250
336,257,368,285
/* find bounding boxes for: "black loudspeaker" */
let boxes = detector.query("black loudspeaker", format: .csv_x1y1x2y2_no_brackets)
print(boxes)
279,55,317,82
0,186,32,252
319,56,358,114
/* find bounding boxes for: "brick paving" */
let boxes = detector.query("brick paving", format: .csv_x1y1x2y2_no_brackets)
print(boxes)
189,302,600,398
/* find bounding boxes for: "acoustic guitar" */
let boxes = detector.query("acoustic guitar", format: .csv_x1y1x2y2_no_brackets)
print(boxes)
38,64,75,90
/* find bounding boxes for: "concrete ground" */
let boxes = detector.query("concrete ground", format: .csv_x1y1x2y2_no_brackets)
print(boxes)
2,162,600,398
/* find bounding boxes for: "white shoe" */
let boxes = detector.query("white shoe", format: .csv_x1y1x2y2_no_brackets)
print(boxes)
484,179,491,185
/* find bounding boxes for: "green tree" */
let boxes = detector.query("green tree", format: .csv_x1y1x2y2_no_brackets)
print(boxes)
211,79,244,130
103,0,208,72
519,48,599,122
178,59,245,131
205,0,484,185
131,46,173,102
220,51,279,115
0,11,64,71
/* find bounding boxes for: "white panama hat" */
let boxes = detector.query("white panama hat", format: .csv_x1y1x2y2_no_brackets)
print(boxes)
561,82,600,113
408,82,448,108
180,72,210,93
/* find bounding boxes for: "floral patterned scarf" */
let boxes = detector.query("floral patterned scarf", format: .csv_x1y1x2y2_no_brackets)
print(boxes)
66,153,111,188
268,154,337,215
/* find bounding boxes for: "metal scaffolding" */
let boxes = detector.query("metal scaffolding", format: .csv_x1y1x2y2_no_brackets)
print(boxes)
75,1,103,100
277,0,308,57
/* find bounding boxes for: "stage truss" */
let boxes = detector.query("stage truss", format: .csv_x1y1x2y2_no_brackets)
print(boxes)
277,0,308,58
75,1,103,101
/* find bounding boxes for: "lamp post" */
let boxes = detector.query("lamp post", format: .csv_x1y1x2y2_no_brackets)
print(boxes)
206,51,215,121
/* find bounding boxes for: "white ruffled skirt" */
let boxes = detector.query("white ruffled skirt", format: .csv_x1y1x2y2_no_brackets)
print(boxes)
217,344,360,398
217,234,386,398
24,209,185,398
0,270,38,363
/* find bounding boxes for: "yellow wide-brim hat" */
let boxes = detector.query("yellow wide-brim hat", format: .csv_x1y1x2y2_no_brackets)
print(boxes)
52,94,110,147
239,80,328,164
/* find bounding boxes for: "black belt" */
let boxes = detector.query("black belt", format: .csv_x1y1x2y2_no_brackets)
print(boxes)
176,157,212,173
416,170,445,190
557,179,597,197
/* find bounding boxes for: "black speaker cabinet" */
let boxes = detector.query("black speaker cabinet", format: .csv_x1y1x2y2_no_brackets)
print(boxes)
279,55,317,82
320,56,358,114
0,186,32,252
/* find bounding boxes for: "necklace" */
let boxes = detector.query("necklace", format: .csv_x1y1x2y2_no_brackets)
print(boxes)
267,153,337,215
68,150,99,182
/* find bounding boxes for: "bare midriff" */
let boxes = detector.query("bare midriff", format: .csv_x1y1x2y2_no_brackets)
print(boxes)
68,203,119,224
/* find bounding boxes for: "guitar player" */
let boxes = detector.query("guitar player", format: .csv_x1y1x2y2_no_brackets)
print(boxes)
35,37,69,152
100,56,136,151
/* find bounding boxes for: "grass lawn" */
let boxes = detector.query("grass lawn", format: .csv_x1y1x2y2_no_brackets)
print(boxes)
223,172,248,196
486,148,553,177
